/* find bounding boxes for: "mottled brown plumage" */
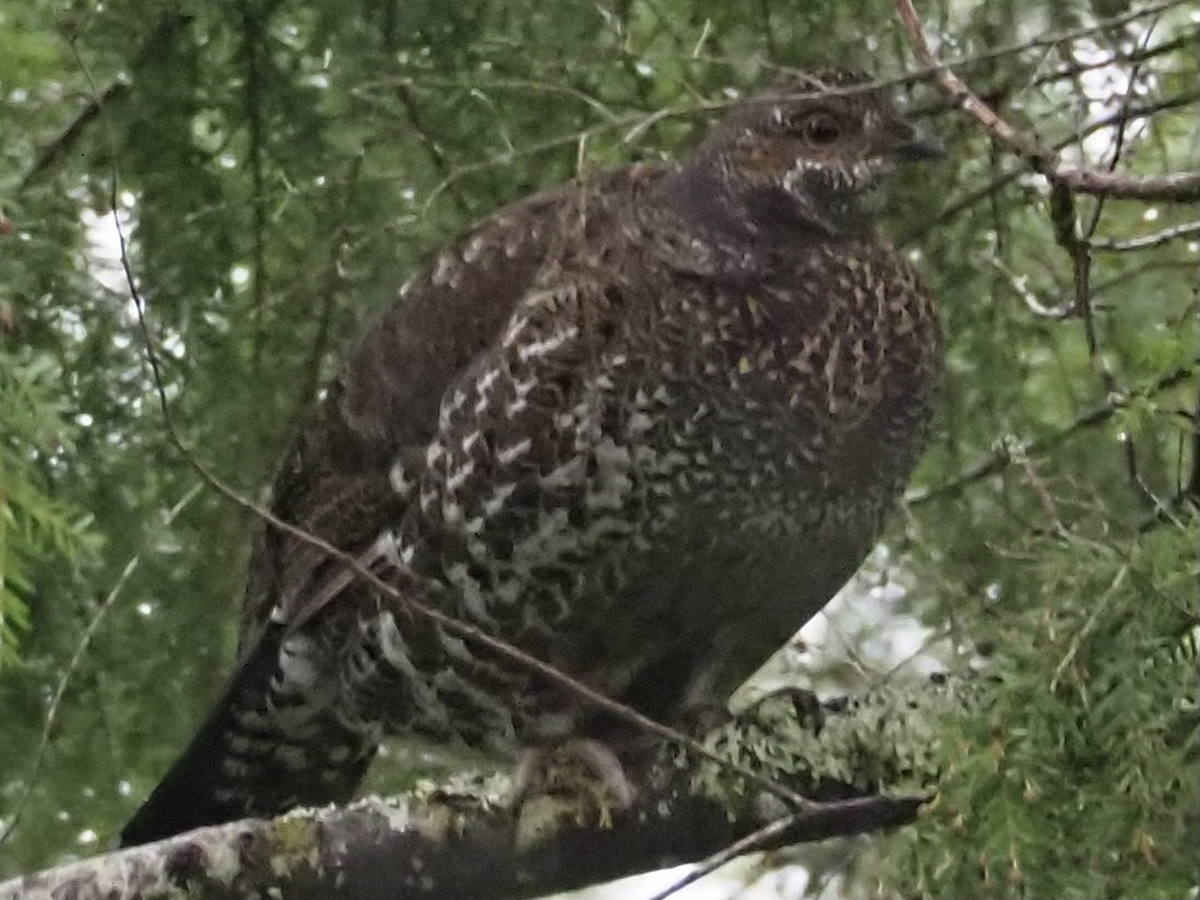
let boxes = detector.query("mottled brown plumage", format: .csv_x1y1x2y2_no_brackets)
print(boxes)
121,71,944,848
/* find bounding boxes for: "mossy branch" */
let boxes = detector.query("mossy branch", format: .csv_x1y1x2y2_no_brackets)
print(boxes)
0,676,974,900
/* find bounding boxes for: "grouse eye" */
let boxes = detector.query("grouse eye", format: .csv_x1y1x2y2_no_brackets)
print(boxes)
803,113,842,146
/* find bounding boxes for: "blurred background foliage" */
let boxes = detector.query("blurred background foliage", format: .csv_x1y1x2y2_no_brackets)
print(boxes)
0,0,1196,896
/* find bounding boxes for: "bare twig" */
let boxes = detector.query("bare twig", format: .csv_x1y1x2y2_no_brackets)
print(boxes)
900,89,1200,245
1050,564,1129,692
905,366,1198,506
1186,397,1200,505
1052,169,1200,203
0,485,203,850
292,153,364,419
1051,50,1136,505
394,81,475,217
641,796,923,900
987,252,1074,319
1092,221,1200,251
1020,455,1067,536
893,0,1200,203
18,81,130,191
894,0,1049,161
895,0,1195,520
1028,31,1199,95
241,0,270,380
704,0,1195,90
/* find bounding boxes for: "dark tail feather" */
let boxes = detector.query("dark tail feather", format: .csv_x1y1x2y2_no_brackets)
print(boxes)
119,621,376,848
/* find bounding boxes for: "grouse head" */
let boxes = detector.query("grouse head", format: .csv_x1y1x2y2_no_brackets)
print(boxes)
684,70,944,240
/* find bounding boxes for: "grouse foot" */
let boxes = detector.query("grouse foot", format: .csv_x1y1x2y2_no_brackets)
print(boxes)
512,738,636,850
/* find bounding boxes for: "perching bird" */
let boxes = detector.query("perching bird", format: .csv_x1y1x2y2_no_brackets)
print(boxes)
120,70,945,848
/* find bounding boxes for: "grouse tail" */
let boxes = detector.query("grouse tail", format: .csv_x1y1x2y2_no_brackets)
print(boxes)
118,621,377,848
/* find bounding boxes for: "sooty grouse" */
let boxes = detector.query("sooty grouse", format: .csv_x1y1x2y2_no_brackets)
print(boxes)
120,70,945,847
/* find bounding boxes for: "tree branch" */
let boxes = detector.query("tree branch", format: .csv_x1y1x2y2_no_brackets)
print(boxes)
899,89,1199,245
0,679,963,900
1050,169,1200,204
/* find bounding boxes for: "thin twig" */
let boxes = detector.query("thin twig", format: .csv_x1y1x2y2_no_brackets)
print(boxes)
905,366,1198,505
698,0,1194,90
1020,455,1067,536
18,82,130,192
1049,564,1129,693
1187,396,1200,504
394,82,474,217
987,252,1074,319
893,0,1200,203
894,0,1047,160
1028,31,1199,95
0,485,203,849
241,0,270,381
1068,18,1178,516
642,812,803,900
293,154,363,419
643,795,927,900
900,89,1200,245
1092,221,1200,251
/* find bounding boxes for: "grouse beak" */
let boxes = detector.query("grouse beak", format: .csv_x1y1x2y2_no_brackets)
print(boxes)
891,123,947,162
